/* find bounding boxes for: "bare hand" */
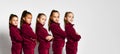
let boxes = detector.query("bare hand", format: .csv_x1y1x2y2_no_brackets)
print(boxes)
46,36,53,41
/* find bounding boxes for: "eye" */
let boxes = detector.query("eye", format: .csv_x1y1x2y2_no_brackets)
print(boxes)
68,16,71,18
53,16,56,18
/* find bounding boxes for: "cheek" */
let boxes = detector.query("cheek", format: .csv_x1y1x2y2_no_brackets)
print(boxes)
43,20,46,23
28,19,31,22
52,19,56,22
29,19,32,21
12,21,17,25
13,21,16,24
67,18,71,22
15,21,18,24
11,21,15,24
55,19,58,22
68,18,71,21
39,19,42,23
40,20,43,24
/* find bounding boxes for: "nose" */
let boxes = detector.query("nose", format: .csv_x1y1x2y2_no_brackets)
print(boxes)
57,19,59,21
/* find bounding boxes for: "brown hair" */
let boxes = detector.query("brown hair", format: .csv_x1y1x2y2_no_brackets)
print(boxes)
20,10,32,28
35,13,46,32
64,11,73,25
9,14,18,28
48,10,59,31
36,13,46,23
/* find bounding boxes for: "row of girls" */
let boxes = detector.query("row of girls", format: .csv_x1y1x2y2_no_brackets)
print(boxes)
9,10,81,54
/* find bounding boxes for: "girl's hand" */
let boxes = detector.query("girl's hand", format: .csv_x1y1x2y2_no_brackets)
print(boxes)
49,36,54,41
45,36,50,41
76,32,80,35
46,36,53,41
31,38,36,42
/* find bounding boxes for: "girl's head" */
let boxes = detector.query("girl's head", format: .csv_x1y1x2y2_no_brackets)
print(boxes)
64,12,74,24
20,10,32,27
9,14,18,27
36,13,46,25
48,10,60,31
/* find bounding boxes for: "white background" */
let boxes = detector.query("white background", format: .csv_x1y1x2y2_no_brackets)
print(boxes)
0,0,120,54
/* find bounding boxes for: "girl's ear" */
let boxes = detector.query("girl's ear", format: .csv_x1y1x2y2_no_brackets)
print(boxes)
37,18,40,21
23,17,25,21
64,17,67,20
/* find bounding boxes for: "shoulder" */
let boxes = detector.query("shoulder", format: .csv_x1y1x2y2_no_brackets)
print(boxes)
10,26,16,30
50,23,56,26
9,26,19,33
50,23,59,27
21,23,29,28
65,23,73,28
22,23,27,27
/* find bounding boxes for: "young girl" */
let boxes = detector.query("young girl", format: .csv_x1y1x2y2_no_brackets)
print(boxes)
48,10,66,54
20,10,37,54
64,12,81,54
9,14,23,54
36,13,53,54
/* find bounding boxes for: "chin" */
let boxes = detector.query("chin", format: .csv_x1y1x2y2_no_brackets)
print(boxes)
55,21,59,23
69,22,72,24
28,22,31,24
14,25,17,26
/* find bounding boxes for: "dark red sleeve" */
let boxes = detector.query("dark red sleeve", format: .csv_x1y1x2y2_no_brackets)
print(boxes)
36,27,48,41
50,24,66,38
10,27,23,42
22,24,37,39
66,26,81,41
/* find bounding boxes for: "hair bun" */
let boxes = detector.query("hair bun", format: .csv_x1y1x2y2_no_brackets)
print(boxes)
10,14,15,16
23,10,28,14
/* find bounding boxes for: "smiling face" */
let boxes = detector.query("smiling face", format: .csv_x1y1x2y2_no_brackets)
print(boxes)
51,12,60,23
23,14,32,24
37,15,46,25
65,13,74,23
10,17,18,26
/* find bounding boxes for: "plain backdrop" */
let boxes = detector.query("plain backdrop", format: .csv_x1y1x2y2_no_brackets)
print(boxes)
0,0,120,54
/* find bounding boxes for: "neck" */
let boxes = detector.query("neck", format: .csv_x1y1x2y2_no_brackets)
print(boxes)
37,22,44,26
10,24,17,27
24,22,31,25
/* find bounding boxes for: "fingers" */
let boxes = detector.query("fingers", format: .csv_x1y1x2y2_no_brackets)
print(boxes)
46,36,54,41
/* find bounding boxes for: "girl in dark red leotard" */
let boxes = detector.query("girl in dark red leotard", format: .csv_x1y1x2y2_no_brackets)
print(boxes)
20,10,37,54
48,10,66,54
36,13,53,54
9,14,23,54
64,12,81,54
